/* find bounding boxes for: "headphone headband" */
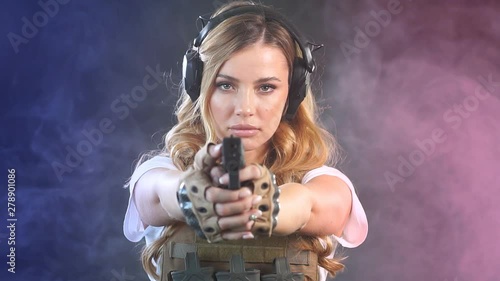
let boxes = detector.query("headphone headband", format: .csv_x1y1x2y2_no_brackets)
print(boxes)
193,5,316,73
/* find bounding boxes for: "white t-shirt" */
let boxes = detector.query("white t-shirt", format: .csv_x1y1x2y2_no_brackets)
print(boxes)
123,156,368,281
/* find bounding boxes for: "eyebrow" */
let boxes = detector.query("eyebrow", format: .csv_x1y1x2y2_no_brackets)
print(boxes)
216,74,282,83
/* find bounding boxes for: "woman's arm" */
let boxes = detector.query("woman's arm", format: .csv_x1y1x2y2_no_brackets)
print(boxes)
217,165,353,238
274,175,352,236
133,144,259,233
132,148,353,239
133,168,185,227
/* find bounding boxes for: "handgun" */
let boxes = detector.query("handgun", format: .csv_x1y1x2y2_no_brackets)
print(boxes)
221,136,245,190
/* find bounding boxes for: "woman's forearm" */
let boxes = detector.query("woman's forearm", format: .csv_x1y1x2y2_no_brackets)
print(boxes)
273,176,352,237
272,183,313,236
134,168,185,227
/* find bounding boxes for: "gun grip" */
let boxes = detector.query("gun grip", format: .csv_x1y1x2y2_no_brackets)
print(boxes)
222,136,245,190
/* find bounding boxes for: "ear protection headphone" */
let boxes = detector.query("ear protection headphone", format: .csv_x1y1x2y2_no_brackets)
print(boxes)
182,5,317,120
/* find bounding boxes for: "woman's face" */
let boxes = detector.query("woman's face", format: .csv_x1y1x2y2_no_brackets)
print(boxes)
209,43,289,163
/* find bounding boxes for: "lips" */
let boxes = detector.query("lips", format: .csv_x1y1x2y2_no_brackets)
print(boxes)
229,124,259,137
230,124,258,130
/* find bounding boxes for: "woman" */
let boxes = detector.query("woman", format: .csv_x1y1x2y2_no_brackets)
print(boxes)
123,1,368,281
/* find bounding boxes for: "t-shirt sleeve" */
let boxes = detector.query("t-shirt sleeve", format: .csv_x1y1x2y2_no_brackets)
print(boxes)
302,166,368,248
123,156,177,242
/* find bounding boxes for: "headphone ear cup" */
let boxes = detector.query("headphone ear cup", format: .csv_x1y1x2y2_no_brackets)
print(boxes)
183,48,204,102
285,57,309,120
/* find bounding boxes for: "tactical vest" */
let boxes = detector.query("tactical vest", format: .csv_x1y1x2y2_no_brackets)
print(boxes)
160,223,319,281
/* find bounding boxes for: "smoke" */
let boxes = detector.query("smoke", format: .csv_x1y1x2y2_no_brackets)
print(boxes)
321,1,500,280
1,0,179,280
2,1,499,281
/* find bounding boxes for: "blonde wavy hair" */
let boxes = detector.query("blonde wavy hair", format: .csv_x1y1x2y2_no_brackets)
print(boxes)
141,1,345,280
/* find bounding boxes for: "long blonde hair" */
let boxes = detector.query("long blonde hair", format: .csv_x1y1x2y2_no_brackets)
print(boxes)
142,1,345,279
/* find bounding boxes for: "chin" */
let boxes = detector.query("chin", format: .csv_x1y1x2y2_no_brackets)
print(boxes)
240,138,258,150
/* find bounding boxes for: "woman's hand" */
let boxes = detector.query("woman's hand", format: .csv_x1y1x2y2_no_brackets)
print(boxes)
179,143,277,241
177,143,262,241
206,164,264,240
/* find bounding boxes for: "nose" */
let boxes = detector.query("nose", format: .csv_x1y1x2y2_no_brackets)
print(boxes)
234,87,255,117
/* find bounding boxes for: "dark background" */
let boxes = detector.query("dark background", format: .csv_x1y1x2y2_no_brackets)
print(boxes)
1,0,500,281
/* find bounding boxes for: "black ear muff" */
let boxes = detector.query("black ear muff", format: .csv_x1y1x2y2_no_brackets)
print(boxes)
285,57,309,121
183,46,204,102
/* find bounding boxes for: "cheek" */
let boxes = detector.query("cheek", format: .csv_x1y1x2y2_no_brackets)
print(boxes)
209,95,231,138
262,99,286,128
266,92,288,120
209,95,225,120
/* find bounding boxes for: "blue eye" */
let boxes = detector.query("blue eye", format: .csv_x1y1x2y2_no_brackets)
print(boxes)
216,82,233,91
260,84,276,93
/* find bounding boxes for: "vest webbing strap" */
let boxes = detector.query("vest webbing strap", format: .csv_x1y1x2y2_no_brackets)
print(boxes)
160,224,319,281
